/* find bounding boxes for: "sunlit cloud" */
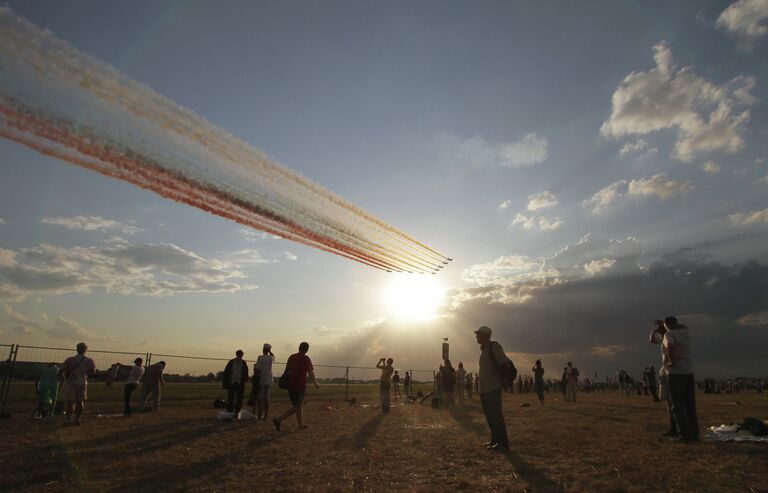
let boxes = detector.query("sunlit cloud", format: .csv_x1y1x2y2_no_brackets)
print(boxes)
701,160,721,174
601,41,756,161
619,138,648,156
729,208,768,226
498,200,511,210
42,215,140,235
717,0,768,49
527,191,558,211
627,173,693,200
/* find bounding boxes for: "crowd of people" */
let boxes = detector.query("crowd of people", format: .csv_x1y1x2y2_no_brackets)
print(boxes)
29,314,766,447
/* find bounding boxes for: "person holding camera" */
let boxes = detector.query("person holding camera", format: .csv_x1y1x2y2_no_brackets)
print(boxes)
376,357,394,412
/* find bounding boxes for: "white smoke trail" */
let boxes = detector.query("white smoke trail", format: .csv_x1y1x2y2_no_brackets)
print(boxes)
0,8,450,273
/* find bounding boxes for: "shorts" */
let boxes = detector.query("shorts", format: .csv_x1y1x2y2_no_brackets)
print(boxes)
62,381,87,402
288,390,305,407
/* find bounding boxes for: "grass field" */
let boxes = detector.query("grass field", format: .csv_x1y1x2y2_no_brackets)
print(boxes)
1,389,766,492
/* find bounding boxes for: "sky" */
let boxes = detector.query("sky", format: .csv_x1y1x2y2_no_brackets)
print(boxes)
1,0,767,379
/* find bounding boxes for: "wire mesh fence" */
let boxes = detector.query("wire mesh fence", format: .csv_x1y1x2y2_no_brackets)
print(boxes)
0,343,437,413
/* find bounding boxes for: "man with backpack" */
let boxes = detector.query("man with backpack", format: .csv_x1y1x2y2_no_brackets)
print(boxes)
475,326,515,451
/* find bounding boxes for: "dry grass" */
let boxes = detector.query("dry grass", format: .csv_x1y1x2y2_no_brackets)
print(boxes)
2,391,766,492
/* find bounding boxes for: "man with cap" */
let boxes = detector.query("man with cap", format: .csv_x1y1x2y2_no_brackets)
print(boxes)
475,326,511,451
254,343,274,420
59,342,96,425
223,349,249,416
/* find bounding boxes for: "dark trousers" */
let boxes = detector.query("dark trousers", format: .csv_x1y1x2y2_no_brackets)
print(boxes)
480,388,508,447
227,383,245,413
124,383,137,415
648,378,659,401
669,374,699,440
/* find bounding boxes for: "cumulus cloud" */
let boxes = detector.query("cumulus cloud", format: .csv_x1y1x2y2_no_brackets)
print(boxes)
582,180,628,215
702,160,721,174
512,213,563,231
627,173,694,200
0,239,258,300
498,200,511,210
42,215,139,234
717,0,768,48
619,139,649,156
583,174,692,215
601,42,756,162
441,132,549,169
729,208,768,226
527,191,559,211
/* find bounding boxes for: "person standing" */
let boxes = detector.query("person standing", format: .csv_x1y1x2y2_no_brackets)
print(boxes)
441,360,456,407
116,357,144,416
532,360,545,406
223,350,249,416
376,357,394,412
650,321,677,436
465,372,473,400
35,362,59,418
254,344,274,421
560,367,568,400
475,326,511,451
403,371,412,398
139,361,166,412
392,371,402,400
662,316,699,442
59,342,96,426
565,362,579,402
648,365,660,402
456,362,467,405
274,342,319,431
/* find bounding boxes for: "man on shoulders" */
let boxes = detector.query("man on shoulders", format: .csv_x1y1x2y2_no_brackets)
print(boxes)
475,326,511,451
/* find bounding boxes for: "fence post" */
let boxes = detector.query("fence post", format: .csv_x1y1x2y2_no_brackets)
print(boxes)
0,344,19,418
409,369,413,397
433,370,436,393
146,353,152,368
345,366,349,402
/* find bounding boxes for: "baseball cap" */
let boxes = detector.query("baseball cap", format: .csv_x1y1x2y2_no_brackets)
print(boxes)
474,326,492,336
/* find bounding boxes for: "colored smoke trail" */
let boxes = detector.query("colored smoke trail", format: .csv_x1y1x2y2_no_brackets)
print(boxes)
0,8,450,273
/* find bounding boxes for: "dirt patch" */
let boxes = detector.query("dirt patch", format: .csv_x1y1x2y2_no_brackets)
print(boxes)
2,392,766,492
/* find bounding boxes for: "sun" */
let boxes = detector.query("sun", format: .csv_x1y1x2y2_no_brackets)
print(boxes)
384,273,446,322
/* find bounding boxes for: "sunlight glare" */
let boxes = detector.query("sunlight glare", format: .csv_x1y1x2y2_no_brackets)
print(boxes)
384,273,445,322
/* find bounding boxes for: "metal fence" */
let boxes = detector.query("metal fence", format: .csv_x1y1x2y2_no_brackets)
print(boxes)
0,343,436,415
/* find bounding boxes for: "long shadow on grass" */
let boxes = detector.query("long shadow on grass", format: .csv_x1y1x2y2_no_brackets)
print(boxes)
546,405,633,424
448,408,564,493
351,412,385,449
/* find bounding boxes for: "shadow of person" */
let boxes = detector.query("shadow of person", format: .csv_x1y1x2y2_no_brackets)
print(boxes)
448,407,563,493
352,412,385,449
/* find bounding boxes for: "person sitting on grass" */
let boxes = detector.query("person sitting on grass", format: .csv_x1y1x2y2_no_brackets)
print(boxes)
274,342,318,432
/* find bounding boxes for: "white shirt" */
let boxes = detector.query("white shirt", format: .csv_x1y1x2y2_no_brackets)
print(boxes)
127,365,145,385
255,354,274,386
663,327,694,374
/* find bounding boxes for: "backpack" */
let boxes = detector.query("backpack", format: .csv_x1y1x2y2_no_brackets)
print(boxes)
491,342,517,385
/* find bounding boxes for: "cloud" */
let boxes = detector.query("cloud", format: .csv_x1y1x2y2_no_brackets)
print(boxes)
717,0,768,48
441,132,549,169
0,218,5,225
42,216,139,234
512,213,563,232
601,42,756,162
283,252,298,261
619,139,649,156
48,316,115,342
729,208,768,226
702,160,721,174
736,311,768,327
527,191,559,211
0,239,258,300
758,175,768,185
449,240,768,377
582,180,628,215
239,228,282,242
583,174,692,215
627,173,694,200
1,304,42,335
498,200,511,210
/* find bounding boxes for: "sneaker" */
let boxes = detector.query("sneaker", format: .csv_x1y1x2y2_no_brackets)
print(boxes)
487,443,508,451
482,440,495,446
